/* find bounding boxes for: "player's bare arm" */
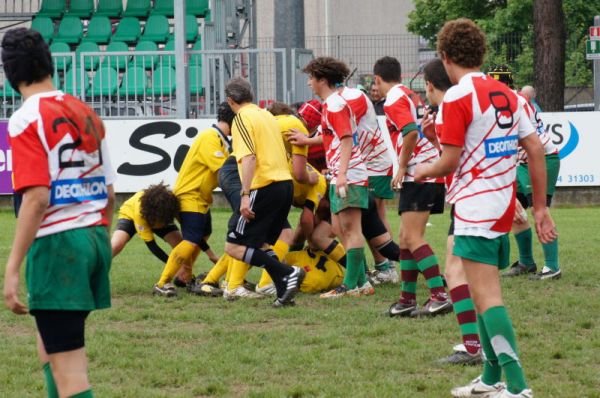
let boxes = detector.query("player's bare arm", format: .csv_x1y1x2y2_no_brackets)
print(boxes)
414,145,462,181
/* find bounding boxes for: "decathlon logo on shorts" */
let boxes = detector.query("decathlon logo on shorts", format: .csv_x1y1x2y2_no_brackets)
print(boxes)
50,176,108,205
484,136,519,158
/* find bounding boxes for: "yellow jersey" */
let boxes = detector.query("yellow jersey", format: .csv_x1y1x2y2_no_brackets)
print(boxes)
231,103,292,190
292,163,327,209
174,126,230,213
274,114,309,158
117,191,155,242
284,249,344,293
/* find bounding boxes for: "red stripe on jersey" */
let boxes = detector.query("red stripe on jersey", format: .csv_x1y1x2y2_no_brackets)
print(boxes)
490,182,516,232
453,180,514,204
40,210,97,229
9,120,51,191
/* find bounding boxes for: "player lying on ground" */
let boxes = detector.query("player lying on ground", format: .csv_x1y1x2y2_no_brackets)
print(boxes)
3,27,115,398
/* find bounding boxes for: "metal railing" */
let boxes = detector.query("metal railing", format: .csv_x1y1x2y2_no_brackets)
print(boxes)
0,48,290,119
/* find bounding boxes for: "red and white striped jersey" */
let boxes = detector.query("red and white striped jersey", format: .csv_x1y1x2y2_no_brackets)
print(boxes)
9,91,115,238
341,87,393,177
384,84,439,182
321,91,368,186
516,93,558,163
438,72,535,238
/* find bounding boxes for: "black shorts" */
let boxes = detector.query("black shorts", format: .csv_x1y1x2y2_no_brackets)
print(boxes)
516,193,553,210
116,218,179,240
31,310,89,354
227,180,293,247
398,182,445,215
218,156,242,212
180,211,212,244
361,195,388,240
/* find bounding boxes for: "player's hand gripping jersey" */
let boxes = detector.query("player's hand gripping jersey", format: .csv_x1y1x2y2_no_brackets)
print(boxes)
384,84,439,182
321,92,368,186
341,87,393,177
516,93,558,164
438,73,535,238
8,91,115,238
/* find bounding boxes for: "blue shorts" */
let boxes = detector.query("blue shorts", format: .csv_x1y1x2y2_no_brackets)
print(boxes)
180,211,212,245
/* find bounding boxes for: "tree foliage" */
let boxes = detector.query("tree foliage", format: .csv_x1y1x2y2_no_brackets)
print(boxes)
408,0,600,87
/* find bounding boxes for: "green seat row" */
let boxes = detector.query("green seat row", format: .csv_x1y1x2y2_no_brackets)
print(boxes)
37,0,209,19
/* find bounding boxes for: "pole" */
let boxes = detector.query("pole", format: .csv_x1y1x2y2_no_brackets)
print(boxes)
274,0,305,102
594,16,600,111
175,0,189,118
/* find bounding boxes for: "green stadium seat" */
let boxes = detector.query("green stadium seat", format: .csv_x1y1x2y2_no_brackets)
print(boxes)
119,66,148,96
3,81,21,98
140,14,170,43
54,16,83,44
190,38,203,67
186,0,209,17
112,17,141,43
185,15,199,42
160,40,175,67
106,41,130,70
189,65,203,95
130,41,158,70
37,0,66,19
91,67,119,96
64,67,89,96
152,0,174,17
76,42,101,71
95,0,123,18
204,9,211,23
50,42,72,70
68,0,94,18
123,0,151,18
148,66,175,96
82,16,111,44
31,17,55,43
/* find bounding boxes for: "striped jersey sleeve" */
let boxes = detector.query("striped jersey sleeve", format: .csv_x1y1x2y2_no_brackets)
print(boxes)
232,112,255,159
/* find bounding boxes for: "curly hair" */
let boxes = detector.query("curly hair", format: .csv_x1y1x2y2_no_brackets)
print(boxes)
1,28,53,93
217,101,235,126
302,57,349,86
140,183,179,228
437,18,486,69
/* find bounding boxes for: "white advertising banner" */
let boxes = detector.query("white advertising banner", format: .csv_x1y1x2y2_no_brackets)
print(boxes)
538,112,600,186
105,119,217,192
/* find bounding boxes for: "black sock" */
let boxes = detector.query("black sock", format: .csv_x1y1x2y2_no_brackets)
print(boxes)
377,240,400,262
244,247,291,297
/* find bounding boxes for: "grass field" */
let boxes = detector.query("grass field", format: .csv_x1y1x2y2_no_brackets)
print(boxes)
1,207,599,397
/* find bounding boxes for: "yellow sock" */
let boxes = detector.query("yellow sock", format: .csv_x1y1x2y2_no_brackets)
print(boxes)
257,269,273,288
228,259,251,290
326,241,346,263
157,240,197,287
272,239,290,261
203,254,230,285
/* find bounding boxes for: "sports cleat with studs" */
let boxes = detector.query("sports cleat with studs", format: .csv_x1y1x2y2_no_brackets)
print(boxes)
410,297,453,317
451,376,505,397
279,266,305,305
188,281,223,297
529,266,561,281
491,388,533,398
320,284,361,299
255,283,277,296
152,283,177,297
502,261,536,277
387,300,417,317
370,267,399,285
358,281,375,296
223,286,264,301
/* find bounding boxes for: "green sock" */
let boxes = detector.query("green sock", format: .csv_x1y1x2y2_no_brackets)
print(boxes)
413,245,445,297
399,249,418,303
357,256,368,287
43,362,59,398
68,389,94,398
343,248,364,289
515,228,535,266
542,237,559,271
482,306,528,394
374,260,391,271
477,314,502,386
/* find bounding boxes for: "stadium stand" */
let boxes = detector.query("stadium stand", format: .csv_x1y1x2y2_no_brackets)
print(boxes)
77,42,101,71
149,66,176,96
160,39,175,67
91,66,119,96
152,0,174,17
106,41,130,70
189,65,203,95
131,41,159,70
187,0,210,17
119,66,148,97
50,41,72,69
64,67,90,96
123,0,151,18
